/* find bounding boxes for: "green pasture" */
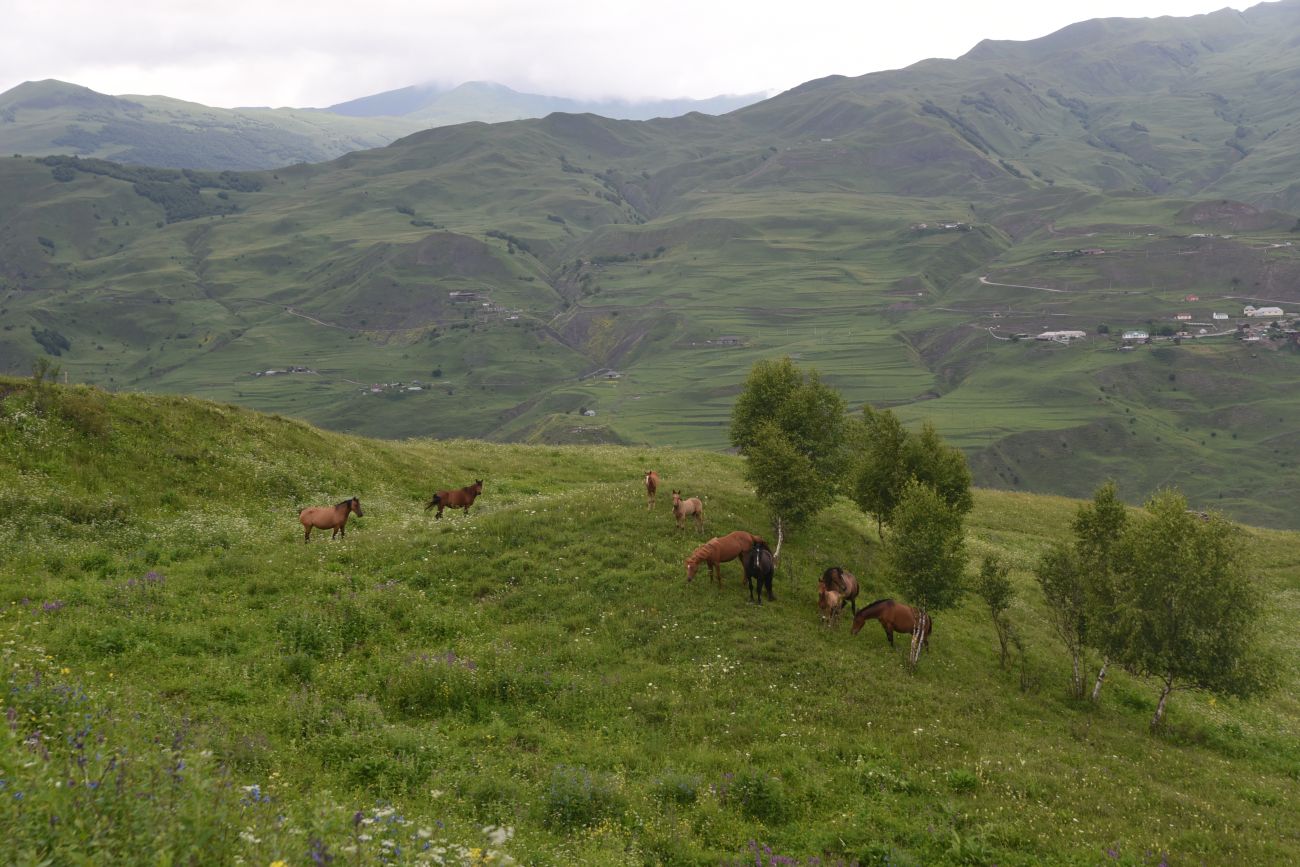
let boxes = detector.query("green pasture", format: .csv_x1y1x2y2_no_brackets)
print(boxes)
1,380,1298,864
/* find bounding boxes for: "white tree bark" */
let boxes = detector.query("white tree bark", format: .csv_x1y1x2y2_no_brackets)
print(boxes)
1151,676,1175,731
1091,659,1109,702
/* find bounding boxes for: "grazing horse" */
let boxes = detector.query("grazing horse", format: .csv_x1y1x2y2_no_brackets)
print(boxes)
851,599,932,650
685,530,764,586
820,567,859,614
818,585,845,627
299,497,363,543
671,491,704,532
425,479,483,520
744,540,776,604
644,470,660,510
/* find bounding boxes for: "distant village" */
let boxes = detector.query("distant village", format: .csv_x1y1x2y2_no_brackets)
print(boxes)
1023,304,1293,346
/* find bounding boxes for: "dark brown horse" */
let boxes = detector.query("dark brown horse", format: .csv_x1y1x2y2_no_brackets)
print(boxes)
671,490,704,532
299,497,363,543
744,539,775,604
685,530,764,586
820,567,859,615
644,470,660,510
425,479,483,520
851,599,932,650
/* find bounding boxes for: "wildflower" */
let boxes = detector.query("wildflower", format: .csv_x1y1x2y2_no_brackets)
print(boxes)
271,861,288,867
60,668,70,675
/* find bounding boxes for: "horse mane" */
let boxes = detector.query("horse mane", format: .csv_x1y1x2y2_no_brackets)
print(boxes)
686,541,715,563
336,499,354,508
863,598,893,609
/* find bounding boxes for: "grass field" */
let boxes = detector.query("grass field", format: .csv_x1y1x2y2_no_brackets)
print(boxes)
2,378,1298,864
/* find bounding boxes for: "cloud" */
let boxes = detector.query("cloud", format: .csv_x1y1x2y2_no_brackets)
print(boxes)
0,0,1250,107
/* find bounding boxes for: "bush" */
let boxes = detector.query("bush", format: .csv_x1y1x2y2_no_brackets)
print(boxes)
542,765,623,830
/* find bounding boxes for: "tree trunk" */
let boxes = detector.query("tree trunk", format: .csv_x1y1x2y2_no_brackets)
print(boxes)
1150,676,1174,731
772,519,784,563
1091,659,1109,702
908,609,926,673
1070,649,1083,699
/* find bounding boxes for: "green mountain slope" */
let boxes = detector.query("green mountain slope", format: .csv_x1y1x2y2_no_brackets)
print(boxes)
3,2,1300,526
1,380,1297,863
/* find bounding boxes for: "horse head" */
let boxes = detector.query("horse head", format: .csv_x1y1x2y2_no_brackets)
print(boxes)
473,479,484,493
350,497,363,517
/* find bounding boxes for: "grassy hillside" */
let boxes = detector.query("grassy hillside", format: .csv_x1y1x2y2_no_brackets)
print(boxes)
4,3,1300,527
2,379,1298,864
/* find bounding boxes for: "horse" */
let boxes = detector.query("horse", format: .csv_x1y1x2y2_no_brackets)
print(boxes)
644,470,659,510
818,584,845,627
744,540,775,604
850,599,932,650
685,530,764,586
671,490,704,532
425,479,483,520
299,497,363,543
820,566,859,614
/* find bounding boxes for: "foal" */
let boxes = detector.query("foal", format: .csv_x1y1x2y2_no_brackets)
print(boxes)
644,470,659,510
820,567,859,615
671,490,704,532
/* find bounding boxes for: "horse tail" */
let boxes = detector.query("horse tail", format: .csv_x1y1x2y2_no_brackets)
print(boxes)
424,493,441,511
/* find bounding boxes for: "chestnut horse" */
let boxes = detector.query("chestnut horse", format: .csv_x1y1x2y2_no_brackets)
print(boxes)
818,585,845,627
425,479,483,520
820,567,859,615
644,470,659,510
685,530,764,586
671,491,704,532
851,599,932,650
299,497,363,543
744,539,775,604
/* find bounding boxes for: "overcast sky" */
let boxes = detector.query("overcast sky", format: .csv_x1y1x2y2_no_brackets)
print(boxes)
0,0,1255,108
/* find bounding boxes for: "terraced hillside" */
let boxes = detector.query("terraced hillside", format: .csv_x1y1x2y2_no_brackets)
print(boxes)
3,2,1300,525
1,379,1297,864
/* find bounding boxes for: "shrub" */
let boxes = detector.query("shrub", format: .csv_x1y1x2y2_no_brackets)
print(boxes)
542,765,623,830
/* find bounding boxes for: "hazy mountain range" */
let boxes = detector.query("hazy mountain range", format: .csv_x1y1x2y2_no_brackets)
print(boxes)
0,78,764,170
4,0,1300,525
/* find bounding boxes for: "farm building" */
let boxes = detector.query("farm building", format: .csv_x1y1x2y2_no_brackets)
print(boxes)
1213,312,1229,320
1122,330,1149,341
1035,330,1087,341
1243,305,1284,317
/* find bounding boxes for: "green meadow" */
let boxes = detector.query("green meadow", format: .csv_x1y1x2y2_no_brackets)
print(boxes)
2,378,1298,864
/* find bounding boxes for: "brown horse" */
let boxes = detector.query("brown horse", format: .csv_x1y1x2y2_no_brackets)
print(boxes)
851,599,932,650
820,567,859,614
644,470,659,510
299,497,363,543
685,530,764,586
425,479,483,520
671,490,704,532
818,584,845,627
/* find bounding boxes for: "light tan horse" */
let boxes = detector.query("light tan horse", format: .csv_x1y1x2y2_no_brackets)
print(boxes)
299,497,363,543
685,530,764,586
818,583,846,627
821,567,859,615
644,470,659,510
671,490,704,532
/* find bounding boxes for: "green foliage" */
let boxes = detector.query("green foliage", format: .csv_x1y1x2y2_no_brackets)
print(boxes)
732,357,846,534
849,408,972,534
543,765,624,830
1035,541,1088,698
1113,491,1273,727
974,554,1015,670
1074,481,1129,664
31,326,70,356
883,479,968,615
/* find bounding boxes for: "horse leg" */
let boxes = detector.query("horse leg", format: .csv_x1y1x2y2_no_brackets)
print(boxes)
304,525,311,544
435,505,444,520
694,512,703,534
884,625,894,648
765,574,775,602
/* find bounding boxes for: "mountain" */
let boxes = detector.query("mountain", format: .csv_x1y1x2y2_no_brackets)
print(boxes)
0,79,418,170
0,78,764,171
2,376,1297,863
3,0,1300,526
324,80,765,124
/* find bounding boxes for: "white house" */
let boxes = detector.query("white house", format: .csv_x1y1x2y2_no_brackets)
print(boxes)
1212,312,1229,320
1244,305,1284,317
1035,330,1087,341
1122,330,1149,341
